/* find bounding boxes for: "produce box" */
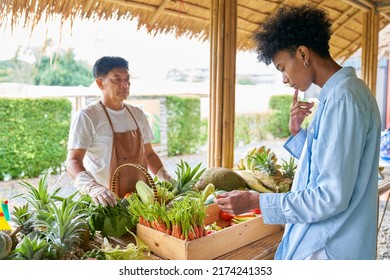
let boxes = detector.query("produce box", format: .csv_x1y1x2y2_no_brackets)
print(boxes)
136,203,282,260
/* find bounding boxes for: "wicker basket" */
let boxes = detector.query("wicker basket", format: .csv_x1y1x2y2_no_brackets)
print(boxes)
110,163,157,198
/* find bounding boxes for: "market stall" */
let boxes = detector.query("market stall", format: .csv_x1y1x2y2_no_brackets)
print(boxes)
0,146,291,260
1,0,389,261
1,0,389,167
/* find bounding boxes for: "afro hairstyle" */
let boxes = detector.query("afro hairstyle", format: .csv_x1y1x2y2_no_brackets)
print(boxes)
253,4,333,65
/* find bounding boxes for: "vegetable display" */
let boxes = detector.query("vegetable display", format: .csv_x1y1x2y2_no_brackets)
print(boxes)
1,152,280,260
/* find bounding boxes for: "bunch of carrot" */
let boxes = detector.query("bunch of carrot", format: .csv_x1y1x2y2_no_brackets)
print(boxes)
128,193,207,241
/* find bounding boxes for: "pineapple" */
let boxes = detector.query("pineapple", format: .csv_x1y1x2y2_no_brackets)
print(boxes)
172,160,205,195
251,147,281,176
8,235,54,260
11,204,36,238
14,168,62,211
281,157,297,179
38,195,89,260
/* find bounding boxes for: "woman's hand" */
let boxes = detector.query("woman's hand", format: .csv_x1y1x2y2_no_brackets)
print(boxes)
289,89,314,135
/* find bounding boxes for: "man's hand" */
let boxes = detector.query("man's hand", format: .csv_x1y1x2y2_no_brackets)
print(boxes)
74,171,117,207
87,184,118,207
289,89,314,135
215,190,260,216
156,166,173,183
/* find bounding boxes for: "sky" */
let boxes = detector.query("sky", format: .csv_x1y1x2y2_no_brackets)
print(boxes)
0,16,278,82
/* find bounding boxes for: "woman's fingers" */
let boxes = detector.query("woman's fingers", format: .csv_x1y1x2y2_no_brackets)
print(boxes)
292,88,298,105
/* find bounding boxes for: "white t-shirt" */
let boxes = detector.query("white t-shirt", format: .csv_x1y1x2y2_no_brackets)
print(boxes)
67,101,155,187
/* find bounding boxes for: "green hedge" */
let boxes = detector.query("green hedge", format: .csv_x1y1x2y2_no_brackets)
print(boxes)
266,94,292,138
234,112,272,147
0,98,72,180
166,96,203,156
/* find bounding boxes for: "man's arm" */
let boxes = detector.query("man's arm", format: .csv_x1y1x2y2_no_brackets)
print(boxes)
144,142,163,174
144,142,172,182
65,149,87,179
65,148,117,207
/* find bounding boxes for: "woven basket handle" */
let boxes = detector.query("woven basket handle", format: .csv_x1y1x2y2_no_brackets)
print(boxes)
110,163,157,198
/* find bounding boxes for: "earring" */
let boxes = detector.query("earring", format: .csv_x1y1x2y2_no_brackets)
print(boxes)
304,62,309,67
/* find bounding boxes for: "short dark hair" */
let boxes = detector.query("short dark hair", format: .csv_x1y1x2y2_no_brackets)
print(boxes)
92,56,129,78
253,4,333,65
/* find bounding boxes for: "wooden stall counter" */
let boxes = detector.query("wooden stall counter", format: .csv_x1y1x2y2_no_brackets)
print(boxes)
96,203,284,260
101,229,283,260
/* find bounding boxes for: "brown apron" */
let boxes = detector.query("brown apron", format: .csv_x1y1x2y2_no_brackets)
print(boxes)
100,101,148,198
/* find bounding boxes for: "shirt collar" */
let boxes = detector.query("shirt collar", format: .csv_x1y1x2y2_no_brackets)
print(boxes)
317,66,356,103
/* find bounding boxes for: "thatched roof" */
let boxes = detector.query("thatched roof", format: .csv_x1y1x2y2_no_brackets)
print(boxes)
1,0,389,62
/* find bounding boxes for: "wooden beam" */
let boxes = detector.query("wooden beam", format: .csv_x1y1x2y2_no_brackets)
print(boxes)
333,35,361,61
102,0,209,22
102,0,256,39
149,0,172,25
341,0,371,12
380,12,390,21
332,8,360,32
356,0,375,8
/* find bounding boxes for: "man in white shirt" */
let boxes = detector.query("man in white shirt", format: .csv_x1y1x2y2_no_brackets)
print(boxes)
66,56,171,207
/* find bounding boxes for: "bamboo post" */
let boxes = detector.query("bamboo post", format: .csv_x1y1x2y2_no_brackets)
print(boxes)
361,8,379,97
208,0,237,168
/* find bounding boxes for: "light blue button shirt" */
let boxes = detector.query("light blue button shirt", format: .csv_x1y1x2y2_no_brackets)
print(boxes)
260,67,381,260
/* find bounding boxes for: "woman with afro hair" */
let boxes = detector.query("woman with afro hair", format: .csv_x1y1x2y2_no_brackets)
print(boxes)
216,4,381,260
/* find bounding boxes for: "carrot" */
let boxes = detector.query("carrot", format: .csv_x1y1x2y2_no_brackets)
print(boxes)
234,212,256,218
145,220,151,228
165,227,172,235
188,230,195,241
157,220,167,232
172,224,182,239
171,224,176,237
139,216,148,227
192,225,199,239
176,225,182,238
152,220,162,231
172,224,179,238
198,225,204,238
151,220,158,230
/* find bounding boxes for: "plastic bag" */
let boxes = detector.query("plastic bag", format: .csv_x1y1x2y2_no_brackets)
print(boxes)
380,129,390,163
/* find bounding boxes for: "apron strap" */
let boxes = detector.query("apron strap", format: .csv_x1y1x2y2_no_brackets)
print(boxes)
100,101,120,160
100,101,142,135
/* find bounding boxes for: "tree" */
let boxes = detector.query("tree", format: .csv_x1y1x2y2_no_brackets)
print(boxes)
0,47,35,84
34,50,93,86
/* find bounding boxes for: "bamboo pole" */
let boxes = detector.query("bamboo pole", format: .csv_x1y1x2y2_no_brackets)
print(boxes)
224,0,237,167
361,8,379,96
208,0,218,167
208,0,237,168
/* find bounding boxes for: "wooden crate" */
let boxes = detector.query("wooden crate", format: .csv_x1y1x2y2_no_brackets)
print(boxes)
136,203,282,260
